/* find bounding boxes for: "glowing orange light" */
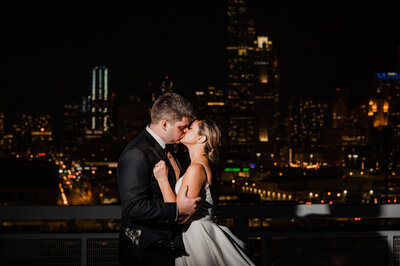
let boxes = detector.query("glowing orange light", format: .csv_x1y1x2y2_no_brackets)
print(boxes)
40,128,44,132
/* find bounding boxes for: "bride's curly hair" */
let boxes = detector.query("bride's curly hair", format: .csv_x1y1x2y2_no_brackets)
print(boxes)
198,119,222,164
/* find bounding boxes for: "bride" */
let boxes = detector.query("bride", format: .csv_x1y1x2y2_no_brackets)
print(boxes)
153,119,255,266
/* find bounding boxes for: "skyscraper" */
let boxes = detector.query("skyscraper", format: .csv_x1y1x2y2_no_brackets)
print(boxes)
226,0,256,154
64,100,85,141
194,86,226,126
374,72,400,174
287,98,330,164
253,36,280,144
329,88,368,167
84,66,114,137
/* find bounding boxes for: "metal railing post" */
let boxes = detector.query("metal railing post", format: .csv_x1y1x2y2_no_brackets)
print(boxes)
81,235,87,266
387,232,394,266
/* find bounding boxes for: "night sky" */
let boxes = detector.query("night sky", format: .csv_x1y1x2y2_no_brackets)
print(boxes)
1,1,399,116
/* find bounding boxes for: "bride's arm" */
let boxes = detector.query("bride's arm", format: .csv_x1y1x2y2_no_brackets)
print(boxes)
154,162,206,223
153,160,176,202
176,164,206,204
176,164,207,223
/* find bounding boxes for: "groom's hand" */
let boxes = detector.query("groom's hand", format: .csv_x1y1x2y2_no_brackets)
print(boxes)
177,185,201,216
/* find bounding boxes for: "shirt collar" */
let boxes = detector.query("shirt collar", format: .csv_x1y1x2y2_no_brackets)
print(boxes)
146,125,166,149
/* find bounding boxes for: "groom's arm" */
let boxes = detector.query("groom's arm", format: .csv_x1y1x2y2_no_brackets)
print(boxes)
117,148,176,225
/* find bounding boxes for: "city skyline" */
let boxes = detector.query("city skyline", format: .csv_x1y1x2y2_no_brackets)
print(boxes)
1,3,400,264
1,1,399,115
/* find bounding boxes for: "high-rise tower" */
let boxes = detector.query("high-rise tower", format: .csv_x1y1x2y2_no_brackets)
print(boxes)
84,66,114,137
253,36,280,144
226,0,256,154
373,72,400,173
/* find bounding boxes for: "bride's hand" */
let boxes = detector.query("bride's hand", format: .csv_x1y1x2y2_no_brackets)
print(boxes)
153,160,169,182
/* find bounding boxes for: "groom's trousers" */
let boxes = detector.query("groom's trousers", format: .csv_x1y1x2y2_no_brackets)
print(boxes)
118,230,175,266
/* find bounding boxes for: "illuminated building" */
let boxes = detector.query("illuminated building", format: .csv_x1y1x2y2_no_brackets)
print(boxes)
374,72,400,173
194,86,226,131
376,72,400,129
0,112,13,153
253,35,280,144
11,114,53,142
160,75,174,94
64,99,86,141
84,66,114,137
226,0,256,152
8,113,54,157
368,98,389,127
328,88,369,167
287,98,330,163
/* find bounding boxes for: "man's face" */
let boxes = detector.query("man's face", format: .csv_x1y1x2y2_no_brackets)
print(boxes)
165,117,191,144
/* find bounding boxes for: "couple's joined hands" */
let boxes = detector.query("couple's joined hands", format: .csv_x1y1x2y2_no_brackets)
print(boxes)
153,160,201,218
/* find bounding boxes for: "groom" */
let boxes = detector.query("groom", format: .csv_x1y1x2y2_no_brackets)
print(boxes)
117,92,200,265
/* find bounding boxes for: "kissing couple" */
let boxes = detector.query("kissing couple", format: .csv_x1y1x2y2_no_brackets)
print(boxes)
117,92,255,265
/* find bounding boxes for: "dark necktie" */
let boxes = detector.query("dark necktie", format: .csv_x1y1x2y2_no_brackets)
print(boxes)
164,145,180,180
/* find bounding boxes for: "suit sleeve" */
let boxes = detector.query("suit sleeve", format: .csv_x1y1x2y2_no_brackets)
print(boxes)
117,148,177,225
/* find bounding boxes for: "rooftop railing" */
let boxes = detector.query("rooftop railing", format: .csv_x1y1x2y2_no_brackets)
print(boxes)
1,204,400,265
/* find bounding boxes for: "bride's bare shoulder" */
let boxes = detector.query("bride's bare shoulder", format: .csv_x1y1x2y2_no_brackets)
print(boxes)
184,163,207,180
186,163,205,172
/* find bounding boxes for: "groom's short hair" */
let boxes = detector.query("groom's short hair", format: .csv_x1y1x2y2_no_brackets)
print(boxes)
151,92,195,124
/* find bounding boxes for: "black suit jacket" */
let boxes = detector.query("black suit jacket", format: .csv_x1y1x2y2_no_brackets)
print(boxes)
117,128,185,252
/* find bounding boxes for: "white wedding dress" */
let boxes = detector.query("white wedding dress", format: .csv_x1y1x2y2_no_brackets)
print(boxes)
174,168,255,266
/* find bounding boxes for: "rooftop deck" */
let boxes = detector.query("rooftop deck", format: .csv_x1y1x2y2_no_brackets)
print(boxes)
1,204,400,265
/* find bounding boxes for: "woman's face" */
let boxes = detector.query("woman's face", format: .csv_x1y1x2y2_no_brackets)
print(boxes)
180,120,200,145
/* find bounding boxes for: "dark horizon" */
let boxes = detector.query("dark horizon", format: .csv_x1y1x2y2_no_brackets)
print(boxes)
1,1,399,115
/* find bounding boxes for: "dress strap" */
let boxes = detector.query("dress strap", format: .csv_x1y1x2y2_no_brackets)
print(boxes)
196,162,211,189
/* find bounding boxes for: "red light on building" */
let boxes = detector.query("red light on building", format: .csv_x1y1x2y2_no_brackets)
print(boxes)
38,153,46,157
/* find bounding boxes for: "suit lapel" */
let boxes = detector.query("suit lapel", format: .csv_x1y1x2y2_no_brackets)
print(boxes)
145,130,177,187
